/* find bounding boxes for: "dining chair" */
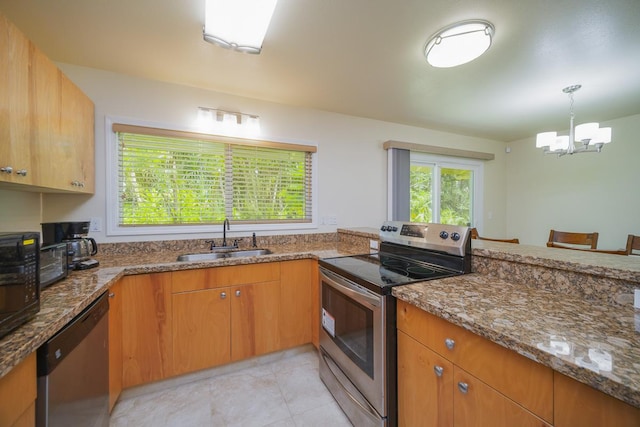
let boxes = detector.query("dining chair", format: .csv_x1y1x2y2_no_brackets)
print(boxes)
470,228,520,244
625,234,640,255
547,230,598,249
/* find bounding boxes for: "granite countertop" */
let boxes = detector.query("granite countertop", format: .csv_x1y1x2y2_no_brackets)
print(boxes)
0,244,340,379
2,231,639,410
393,274,640,408
472,239,640,283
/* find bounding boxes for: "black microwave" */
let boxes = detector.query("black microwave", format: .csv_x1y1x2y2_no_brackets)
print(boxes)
0,232,40,339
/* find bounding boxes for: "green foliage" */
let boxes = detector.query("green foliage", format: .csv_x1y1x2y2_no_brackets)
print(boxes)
410,165,472,226
119,133,309,225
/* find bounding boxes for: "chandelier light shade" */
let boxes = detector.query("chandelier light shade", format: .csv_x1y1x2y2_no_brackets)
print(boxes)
536,85,612,156
424,20,495,68
203,0,278,54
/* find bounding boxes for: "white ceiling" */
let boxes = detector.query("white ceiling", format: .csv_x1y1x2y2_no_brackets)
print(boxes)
1,0,639,142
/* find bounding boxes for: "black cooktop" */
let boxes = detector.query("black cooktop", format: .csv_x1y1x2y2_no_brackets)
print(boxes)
319,251,459,293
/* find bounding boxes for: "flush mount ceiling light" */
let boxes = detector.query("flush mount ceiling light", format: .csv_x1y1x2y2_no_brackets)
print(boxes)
536,85,612,156
425,20,494,68
203,0,278,54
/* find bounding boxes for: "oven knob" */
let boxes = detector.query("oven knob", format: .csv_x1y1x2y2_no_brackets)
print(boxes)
381,226,387,231
439,231,449,240
391,226,398,232
451,232,461,241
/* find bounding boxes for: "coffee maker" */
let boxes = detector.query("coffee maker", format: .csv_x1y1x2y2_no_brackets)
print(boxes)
41,222,99,270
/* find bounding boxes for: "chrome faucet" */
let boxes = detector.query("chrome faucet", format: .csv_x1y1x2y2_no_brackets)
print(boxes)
222,218,230,247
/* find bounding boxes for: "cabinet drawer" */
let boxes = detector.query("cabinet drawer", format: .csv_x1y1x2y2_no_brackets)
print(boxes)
173,262,281,293
397,300,553,423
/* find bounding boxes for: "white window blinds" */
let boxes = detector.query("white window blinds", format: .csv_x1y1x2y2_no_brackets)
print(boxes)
114,124,314,226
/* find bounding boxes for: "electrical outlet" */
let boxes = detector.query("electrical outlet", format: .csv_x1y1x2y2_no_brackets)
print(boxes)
89,217,102,232
634,289,640,309
327,215,337,225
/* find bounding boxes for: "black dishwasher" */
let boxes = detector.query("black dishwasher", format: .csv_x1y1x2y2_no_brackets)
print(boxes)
36,292,110,427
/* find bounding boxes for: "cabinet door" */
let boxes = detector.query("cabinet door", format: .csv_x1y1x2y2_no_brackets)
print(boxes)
279,260,313,349
29,44,63,189
231,281,281,361
453,367,551,427
0,14,32,185
0,352,36,427
121,273,173,388
108,280,123,412
172,288,231,376
554,372,640,427
398,331,453,427
59,74,94,193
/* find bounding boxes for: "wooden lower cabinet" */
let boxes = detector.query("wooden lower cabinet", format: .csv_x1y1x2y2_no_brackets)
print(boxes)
172,287,231,376
108,279,123,412
398,331,453,427
554,372,640,427
397,300,552,426
231,280,281,361
453,367,551,427
0,352,36,427
280,259,314,349
121,272,173,388
115,260,316,389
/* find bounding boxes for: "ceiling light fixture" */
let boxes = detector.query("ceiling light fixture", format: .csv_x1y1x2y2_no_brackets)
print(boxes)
203,0,278,54
197,107,261,136
424,20,494,68
536,85,612,156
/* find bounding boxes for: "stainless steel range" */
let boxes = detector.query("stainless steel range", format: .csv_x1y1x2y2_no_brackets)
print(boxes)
318,221,472,427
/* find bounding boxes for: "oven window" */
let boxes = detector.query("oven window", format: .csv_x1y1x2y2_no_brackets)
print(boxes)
322,283,374,378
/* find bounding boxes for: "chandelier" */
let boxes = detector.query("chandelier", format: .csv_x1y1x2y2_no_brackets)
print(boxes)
536,85,612,156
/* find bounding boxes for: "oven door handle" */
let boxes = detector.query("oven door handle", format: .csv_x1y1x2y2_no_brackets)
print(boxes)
320,268,381,308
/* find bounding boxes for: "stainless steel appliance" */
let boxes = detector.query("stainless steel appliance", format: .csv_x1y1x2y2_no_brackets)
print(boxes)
41,222,99,270
318,222,472,427
0,232,40,339
39,243,70,289
36,292,109,427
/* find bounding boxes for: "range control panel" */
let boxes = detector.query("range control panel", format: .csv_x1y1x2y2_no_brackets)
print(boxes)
379,221,471,256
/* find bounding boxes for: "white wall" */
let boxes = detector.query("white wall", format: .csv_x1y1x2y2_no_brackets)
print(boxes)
0,189,41,233
34,64,507,243
505,113,640,249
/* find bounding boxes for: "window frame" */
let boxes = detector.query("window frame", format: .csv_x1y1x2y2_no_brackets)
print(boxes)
388,150,484,228
105,117,318,237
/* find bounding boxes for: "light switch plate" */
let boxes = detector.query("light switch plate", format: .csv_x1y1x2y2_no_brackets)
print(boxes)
89,217,102,232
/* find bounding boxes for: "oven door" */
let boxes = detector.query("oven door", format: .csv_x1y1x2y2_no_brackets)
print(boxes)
319,267,386,420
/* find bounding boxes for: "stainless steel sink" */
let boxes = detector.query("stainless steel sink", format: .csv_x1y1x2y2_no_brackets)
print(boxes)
176,249,272,262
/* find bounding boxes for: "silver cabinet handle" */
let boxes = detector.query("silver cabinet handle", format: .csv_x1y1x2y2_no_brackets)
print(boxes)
458,382,469,394
108,292,115,298
235,290,241,297
15,169,27,176
71,180,85,187
433,365,444,377
220,292,227,299
0,166,13,174
445,338,455,350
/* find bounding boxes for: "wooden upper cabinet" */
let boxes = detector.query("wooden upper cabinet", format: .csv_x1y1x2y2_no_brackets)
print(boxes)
0,13,32,186
0,12,94,193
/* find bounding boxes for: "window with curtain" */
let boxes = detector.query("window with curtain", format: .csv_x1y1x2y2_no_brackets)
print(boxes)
111,124,315,231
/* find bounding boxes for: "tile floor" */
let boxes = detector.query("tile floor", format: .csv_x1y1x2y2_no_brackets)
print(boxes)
109,346,352,427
